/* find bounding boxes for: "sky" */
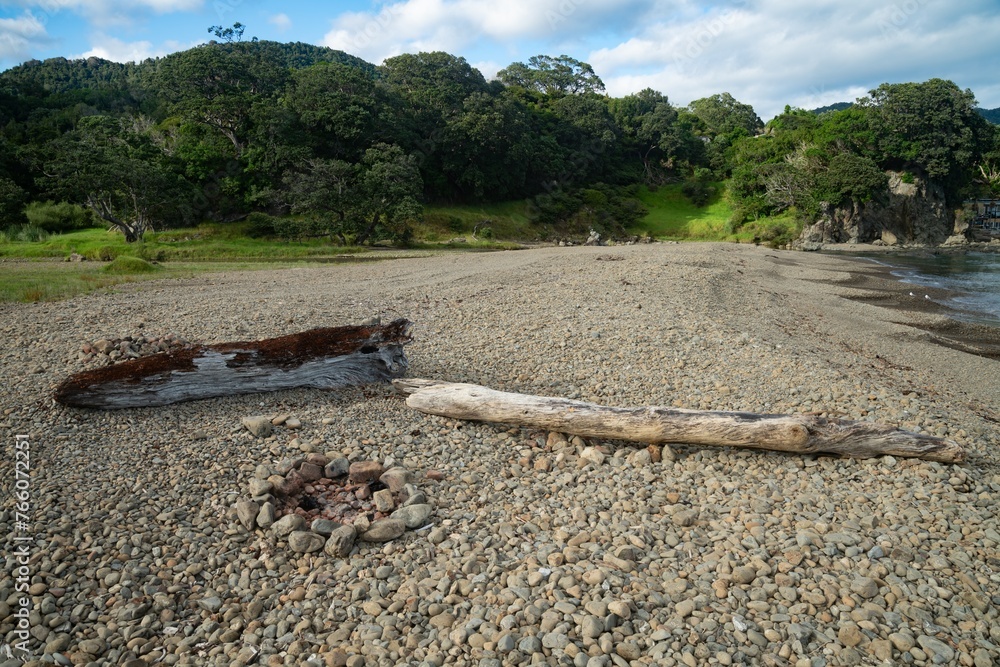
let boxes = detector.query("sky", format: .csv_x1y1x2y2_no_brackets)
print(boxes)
0,0,998,120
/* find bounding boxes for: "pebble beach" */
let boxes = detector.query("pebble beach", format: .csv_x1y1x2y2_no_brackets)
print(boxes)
1,242,999,667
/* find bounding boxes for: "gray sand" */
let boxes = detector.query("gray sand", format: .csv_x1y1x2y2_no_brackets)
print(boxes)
1,243,998,667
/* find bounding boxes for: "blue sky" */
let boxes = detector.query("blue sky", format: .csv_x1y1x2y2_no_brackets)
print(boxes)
1,0,998,120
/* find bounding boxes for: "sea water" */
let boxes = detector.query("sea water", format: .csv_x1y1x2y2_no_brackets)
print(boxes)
870,252,1000,326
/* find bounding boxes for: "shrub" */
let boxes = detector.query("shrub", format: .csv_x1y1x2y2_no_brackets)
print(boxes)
0,177,28,227
272,216,329,240
102,256,161,274
24,201,95,233
1,224,50,242
136,245,167,262
245,212,279,238
87,245,119,261
682,179,714,207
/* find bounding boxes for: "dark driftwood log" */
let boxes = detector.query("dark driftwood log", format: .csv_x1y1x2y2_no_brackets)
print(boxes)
394,379,966,463
55,319,412,409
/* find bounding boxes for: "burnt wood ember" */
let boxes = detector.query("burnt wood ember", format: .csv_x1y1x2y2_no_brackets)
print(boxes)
54,319,412,409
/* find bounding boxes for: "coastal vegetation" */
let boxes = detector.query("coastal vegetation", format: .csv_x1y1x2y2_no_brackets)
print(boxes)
1,25,998,258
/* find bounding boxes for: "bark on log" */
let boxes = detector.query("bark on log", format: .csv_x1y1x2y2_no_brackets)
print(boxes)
394,379,966,463
55,319,412,409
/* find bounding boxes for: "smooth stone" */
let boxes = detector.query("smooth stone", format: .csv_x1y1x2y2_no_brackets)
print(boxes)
889,633,915,652
324,525,358,558
373,488,395,513
310,518,340,536
198,596,223,613
241,416,273,438
675,599,696,618
349,461,384,483
361,518,405,542
391,503,433,529
256,502,275,528
616,641,642,661
288,531,325,553
581,615,603,639
608,600,631,619
974,649,993,667
78,638,105,655
324,458,350,478
625,449,651,466
299,462,323,482
271,513,306,537
235,499,259,531
917,635,955,663
379,467,413,492
248,478,274,497
518,636,542,654
497,634,516,653
672,509,698,527
838,623,863,647
850,576,879,599
580,447,605,465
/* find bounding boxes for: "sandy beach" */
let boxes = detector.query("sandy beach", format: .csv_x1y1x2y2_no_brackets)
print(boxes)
1,242,998,667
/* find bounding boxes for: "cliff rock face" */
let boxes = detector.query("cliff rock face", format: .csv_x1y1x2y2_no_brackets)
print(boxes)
799,172,955,246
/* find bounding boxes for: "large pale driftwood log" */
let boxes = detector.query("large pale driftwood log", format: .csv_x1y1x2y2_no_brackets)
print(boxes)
394,379,966,463
55,319,412,409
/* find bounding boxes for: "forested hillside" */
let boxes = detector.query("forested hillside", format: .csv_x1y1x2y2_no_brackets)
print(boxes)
1,29,998,244
979,107,1000,124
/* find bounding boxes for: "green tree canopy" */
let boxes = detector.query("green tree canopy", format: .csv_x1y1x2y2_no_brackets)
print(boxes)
858,78,990,195
687,92,763,138
39,115,193,241
497,55,605,96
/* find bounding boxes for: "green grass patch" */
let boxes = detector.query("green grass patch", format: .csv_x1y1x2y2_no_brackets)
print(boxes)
631,183,734,240
732,210,804,247
418,201,535,243
0,259,315,303
102,256,161,274
0,223,369,262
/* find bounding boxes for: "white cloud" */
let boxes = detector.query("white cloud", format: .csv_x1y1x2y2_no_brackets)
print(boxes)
39,0,204,12
321,0,649,64
589,0,1000,119
75,35,201,63
12,0,203,28
268,13,292,32
0,11,47,62
472,59,503,80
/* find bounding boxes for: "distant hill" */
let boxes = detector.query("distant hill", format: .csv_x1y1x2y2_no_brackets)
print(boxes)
810,102,853,115
806,101,999,124
0,41,374,95
978,107,1000,124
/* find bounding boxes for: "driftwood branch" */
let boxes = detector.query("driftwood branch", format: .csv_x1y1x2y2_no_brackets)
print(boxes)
394,379,966,463
55,319,412,409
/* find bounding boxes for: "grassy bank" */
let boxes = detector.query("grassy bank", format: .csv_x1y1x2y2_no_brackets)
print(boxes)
0,223,375,261
1,184,804,302
632,183,734,239
0,259,305,303
419,183,801,245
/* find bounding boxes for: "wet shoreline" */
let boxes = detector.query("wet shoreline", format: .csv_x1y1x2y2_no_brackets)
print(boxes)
821,256,1000,360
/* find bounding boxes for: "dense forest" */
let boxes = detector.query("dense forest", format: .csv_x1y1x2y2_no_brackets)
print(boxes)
1,26,998,244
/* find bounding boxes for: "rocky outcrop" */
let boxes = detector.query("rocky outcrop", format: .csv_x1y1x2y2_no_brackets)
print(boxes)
798,172,959,247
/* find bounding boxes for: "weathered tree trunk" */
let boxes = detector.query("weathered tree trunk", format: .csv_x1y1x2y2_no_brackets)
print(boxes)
394,379,966,463
55,320,412,409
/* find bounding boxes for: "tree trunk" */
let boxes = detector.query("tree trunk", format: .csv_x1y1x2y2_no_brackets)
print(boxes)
355,211,381,246
55,320,412,409
393,379,966,463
